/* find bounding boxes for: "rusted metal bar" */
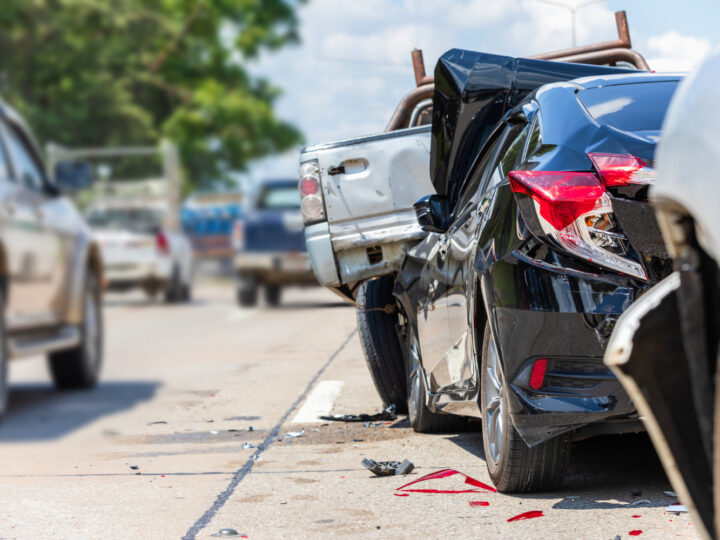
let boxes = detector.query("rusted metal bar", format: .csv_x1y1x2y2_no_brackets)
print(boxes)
411,49,433,87
553,47,650,71
385,84,434,132
532,11,632,60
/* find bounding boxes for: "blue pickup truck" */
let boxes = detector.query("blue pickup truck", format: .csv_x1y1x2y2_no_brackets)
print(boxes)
233,179,316,306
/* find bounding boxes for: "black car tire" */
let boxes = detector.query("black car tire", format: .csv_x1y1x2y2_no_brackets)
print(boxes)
237,273,258,307
356,276,408,413
49,272,103,389
480,322,570,492
264,285,281,307
164,267,183,304
406,325,466,433
0,287,9,420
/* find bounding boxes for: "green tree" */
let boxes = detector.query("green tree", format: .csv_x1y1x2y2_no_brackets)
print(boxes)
0,0,304,190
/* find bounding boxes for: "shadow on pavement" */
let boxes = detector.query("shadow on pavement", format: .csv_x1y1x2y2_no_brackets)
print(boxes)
0,381,160,441
271,301,353,310
446,430,671,509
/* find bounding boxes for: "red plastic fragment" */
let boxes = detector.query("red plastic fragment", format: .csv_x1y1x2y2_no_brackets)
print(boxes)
629,531,643,536
632,515,642,518
396,468,497,494
469,501,490,507
394,493,409,497
507,510,544,522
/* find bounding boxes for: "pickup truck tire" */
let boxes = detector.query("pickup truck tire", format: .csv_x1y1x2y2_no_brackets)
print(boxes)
237,273,258,307
49,273,103,389
356,276,408,413
0,288,8,420
264,285,281,307
480,322,569,492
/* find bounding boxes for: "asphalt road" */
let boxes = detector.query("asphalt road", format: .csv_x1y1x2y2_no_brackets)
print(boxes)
0,282,699,539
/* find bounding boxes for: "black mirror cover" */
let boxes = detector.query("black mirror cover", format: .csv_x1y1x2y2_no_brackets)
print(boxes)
55,161,94,193
414,194,449,233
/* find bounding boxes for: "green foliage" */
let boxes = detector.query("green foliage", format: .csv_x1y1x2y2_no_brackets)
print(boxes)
0,0,304,189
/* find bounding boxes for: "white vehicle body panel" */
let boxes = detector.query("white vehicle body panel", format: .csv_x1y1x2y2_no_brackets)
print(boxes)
300,125,434,288
654,47,720,260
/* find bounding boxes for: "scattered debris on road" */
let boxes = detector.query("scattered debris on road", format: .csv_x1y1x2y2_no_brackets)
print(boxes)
129,466,139,470
211,528,247,538
507,510,544,522
628,530,643,536
395,468,497,494
664,491,677,497
629,499,651,506
285,430,304,439
147,421,167,425
320,404,397,423
242,442,255,449
666,504,688,513
469,501,489,507
362,458,414,477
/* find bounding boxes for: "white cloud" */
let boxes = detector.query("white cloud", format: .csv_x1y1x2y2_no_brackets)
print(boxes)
646,30,711,72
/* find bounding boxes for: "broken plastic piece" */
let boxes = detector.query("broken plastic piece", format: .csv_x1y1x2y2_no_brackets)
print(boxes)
394,493,410,497
212,529,240,537
632,515,642,518
396,468,497,494
242,442,255,449
320,404,397,423
628,531,643,536
285,430,304,438
666,504,688,513
664,491,677,497
629,499,651,506
362,459,414,477
129,466,139,470
507,510,543,522
469,501,490,507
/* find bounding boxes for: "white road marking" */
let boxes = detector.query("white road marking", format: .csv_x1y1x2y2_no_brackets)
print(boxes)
291,380,344,424
227,308,257,321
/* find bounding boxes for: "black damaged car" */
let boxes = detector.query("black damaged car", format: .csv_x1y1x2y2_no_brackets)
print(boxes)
379,50,680,492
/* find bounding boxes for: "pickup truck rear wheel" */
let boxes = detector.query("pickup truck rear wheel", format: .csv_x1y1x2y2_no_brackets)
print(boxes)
49,272,103,389
356,276,408,413
264,285,281,307
237,273,258,307
480,322,570,492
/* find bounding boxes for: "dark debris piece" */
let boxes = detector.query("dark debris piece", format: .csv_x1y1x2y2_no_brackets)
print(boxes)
320,404,397,423
362,458,414,477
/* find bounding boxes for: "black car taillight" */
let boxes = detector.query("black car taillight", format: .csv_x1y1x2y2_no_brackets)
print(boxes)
509,155,649,280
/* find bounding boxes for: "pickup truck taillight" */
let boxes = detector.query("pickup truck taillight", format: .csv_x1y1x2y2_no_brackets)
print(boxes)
298,160,325,223
509,154,652,280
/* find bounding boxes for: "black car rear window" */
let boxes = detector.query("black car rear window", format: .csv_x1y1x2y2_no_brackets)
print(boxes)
577,81,679,133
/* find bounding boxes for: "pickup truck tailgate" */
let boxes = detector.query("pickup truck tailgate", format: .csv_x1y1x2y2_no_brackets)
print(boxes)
301,125,433,286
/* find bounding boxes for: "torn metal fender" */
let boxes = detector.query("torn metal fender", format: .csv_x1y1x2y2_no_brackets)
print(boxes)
605,272,713,540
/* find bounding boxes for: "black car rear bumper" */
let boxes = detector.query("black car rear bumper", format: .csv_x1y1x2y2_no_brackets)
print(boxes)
488,252,642,445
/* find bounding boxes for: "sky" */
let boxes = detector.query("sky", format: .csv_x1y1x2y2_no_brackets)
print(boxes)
243,0,719,185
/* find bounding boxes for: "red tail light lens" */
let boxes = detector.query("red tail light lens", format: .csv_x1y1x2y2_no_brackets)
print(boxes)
156,231,169,254
508,171,605,230
299,176,320,196
529,358,548,390
588,153,656,187
509,169,647,280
